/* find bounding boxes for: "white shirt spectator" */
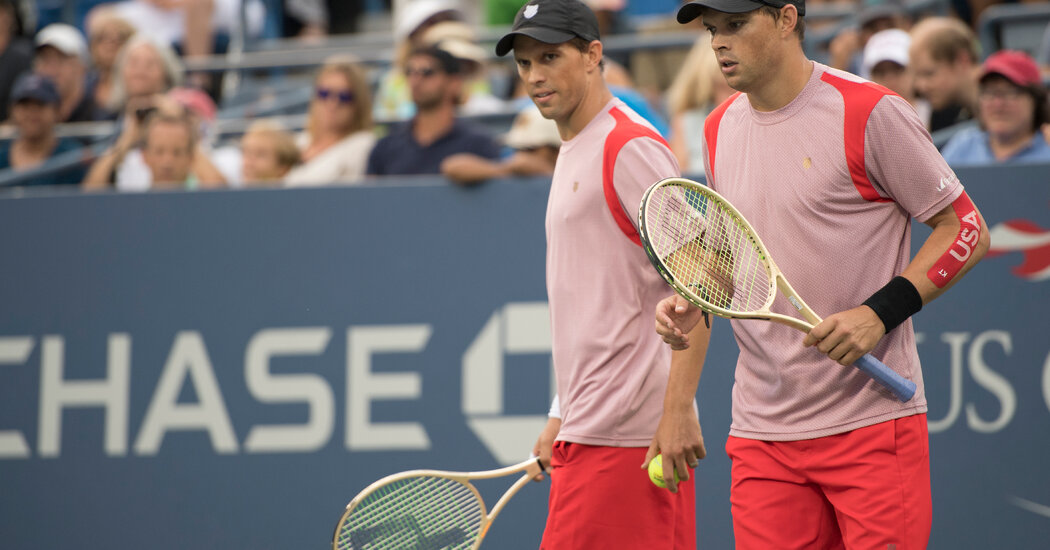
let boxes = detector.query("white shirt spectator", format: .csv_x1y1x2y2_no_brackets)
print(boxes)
284,130,377,186
112,0,265,46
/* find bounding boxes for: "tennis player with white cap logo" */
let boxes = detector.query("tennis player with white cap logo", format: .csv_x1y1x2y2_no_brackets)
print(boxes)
496,0,710,548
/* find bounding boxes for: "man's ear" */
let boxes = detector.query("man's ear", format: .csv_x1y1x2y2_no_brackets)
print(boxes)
446,75,465,102
780,5,799,37
587,39,604,70
952,50,975,71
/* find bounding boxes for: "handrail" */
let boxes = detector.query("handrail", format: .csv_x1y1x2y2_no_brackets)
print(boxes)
976,3,1050,59
184,1,882,75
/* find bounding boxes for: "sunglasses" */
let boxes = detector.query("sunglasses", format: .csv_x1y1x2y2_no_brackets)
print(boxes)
315,88,354,104
404,67,439,79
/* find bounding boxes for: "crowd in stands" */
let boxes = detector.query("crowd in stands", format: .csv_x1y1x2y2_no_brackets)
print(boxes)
1,0,1049,192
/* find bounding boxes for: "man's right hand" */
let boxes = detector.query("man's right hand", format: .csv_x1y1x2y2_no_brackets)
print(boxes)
531,417,561,481
655,295,707,350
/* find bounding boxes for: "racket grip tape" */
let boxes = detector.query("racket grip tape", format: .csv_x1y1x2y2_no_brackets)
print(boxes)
854,354,917,402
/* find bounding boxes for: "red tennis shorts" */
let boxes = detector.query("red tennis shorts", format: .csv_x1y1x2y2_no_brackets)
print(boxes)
539,441,696,550
726,414,932,550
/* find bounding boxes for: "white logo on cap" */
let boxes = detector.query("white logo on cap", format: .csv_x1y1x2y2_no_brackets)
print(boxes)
524,4,538,18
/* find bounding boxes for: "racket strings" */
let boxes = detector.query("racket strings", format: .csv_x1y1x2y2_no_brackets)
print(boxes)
647,186,771,313
336,476,483,550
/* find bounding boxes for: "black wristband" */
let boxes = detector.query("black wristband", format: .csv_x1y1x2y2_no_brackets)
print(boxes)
863,276,923,333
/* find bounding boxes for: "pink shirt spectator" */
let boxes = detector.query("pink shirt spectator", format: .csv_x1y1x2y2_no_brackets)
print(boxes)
703,63,962,441
547,98,682,447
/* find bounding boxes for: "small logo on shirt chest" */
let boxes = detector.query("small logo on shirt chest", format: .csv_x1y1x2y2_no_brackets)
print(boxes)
803,157,812,170
573,181,580,192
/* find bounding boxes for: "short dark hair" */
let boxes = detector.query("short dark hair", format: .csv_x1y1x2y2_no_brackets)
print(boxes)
760,5,805,41
408,45,462,75
1026,85,1049,132
567,37,605,70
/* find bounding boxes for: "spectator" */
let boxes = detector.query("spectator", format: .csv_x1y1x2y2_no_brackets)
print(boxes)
85,8,136,117
375,0,463,120
0,0,32,122
367,46,501,176
441,104,562,185
862,28,931,128
138,109,223,189
827,0,911,74
34,23,105,122
281,0,327,39
941,50,1050,165
909,16,979,133
0,73,86,185
420,21,506,115
284,56,376,186
665,33,736,173
97,0,265,60
168,85,240,182
240,120,300,185
121,87,230,188
82,89,224,190
105,34,183,119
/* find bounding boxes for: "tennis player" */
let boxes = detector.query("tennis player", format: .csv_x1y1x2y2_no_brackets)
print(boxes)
495,1,710,548
656,1,989,548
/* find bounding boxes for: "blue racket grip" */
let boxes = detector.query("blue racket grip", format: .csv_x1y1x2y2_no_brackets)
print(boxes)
854,354,917,402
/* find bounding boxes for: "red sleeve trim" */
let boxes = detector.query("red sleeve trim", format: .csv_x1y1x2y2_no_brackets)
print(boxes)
603,107,671,247
820,72,896,204
702,92,740,187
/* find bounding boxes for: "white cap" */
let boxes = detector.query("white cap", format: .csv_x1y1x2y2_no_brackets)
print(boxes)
395,0,460,42
422,22,487,64
861,28,910,79
35,23,89,64
505,106,562,150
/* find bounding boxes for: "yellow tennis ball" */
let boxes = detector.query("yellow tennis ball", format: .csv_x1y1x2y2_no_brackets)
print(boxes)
648,454,679,488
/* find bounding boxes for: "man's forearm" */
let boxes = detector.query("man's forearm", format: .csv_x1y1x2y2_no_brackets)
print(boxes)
665,316,711,411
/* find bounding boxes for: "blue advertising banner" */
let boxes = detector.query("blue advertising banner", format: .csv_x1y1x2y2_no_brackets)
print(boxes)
1,163,1048,549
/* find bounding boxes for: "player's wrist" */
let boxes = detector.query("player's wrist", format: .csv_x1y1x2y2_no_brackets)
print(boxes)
862,276,923,333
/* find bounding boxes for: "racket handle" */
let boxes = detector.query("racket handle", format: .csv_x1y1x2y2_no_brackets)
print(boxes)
854,354,917,402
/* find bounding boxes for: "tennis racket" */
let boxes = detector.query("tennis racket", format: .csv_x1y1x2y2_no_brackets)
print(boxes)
638,177,916,402
332,458,545,550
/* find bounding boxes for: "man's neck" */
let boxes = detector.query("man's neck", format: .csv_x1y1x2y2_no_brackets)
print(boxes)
413,105,456,146
60,82,84,120
748,55,813,113
13,135,57,164
989,129,1034,161
958,80,979,114
558,80,614,141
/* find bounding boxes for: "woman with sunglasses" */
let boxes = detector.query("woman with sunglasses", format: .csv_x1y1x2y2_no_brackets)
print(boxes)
285,55,376,186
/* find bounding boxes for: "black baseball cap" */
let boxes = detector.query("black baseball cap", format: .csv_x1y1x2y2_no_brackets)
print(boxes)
495,0,600,57
10,73,60,105
677,0,806,23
